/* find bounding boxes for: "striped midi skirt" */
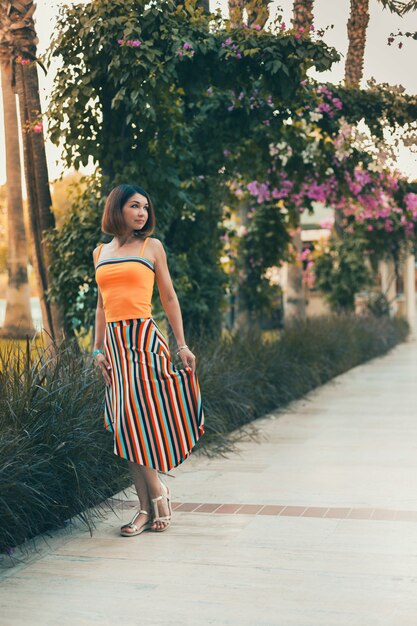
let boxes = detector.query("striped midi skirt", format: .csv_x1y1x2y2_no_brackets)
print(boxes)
103,317,205,471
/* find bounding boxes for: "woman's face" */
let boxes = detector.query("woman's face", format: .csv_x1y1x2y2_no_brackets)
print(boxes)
122,192,149,231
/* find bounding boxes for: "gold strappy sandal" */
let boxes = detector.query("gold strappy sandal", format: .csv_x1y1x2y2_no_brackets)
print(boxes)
120,509,153,537
150,481,172,532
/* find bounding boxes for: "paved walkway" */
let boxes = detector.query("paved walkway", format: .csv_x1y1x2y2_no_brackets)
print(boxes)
2,339,417,625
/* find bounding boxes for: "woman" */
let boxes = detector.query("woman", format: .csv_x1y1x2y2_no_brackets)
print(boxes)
92,184,205,536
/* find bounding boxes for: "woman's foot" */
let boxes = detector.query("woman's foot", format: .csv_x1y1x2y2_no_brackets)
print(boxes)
150,481,172,531
120,510,152,536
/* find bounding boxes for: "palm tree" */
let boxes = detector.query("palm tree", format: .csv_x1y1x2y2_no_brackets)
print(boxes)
0,0,65,347
227,0,272,329
0,61,35,339
345,0,415,87
228,0,244,27
293,0,314,27
246,0,271,27
284,1,315,322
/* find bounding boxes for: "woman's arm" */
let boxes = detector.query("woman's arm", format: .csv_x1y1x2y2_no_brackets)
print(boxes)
154,239,196,372
93,303,106,351
92,249,112,384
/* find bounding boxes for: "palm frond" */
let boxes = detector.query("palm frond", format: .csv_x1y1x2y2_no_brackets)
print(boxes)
400,0,417,13
378,0,417,14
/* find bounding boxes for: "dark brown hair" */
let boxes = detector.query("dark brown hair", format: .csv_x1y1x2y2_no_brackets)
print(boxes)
101,184,156,238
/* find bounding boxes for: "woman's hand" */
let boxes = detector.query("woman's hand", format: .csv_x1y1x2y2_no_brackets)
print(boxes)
178,347,196,374
95,353,112,385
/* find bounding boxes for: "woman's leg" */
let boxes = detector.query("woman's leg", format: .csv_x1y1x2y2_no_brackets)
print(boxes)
122,460,152,534
141,466,171,530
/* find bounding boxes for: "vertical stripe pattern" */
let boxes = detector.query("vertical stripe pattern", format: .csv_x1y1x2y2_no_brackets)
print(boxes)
103,317,205,471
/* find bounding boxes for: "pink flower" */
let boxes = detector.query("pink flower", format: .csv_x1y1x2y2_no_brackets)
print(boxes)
294,33,301,39
33,122,43,133
405,192,417,213
280,22,286,30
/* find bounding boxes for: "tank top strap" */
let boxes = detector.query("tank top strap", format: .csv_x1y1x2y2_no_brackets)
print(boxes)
94,243,104,266
140,237,149,256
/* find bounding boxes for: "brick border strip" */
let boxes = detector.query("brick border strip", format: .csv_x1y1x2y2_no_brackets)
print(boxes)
108,499,417,522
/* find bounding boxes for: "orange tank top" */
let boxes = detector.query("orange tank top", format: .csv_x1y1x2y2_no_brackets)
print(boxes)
94,238,155,322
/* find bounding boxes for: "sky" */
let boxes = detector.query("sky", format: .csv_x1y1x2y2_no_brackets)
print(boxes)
0,0,416,185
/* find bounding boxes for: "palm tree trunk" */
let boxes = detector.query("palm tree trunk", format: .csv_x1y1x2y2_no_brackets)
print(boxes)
0,61,35,339
337,0,369,234
344,0,370,88
0,0,67,348
284,1,315,323
229,0,271,330
228,0,244,27
14,61,66,347
293,0,314,28
246,0,270,28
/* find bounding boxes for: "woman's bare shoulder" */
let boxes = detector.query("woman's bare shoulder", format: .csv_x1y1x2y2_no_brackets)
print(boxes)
92,242,107,262
147,237,165,250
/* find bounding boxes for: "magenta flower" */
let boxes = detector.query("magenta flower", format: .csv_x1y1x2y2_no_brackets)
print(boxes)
317,102,331,113
405,192,417,213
